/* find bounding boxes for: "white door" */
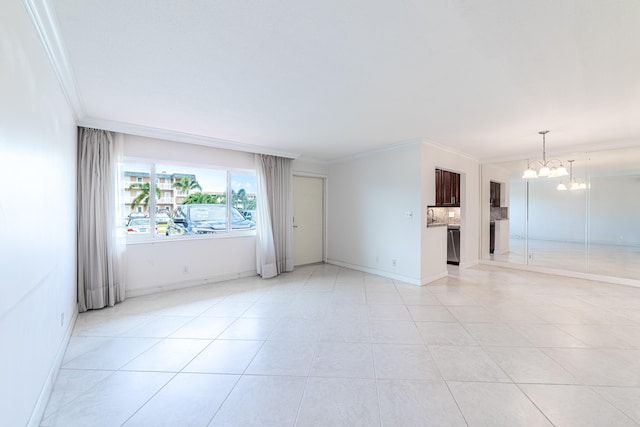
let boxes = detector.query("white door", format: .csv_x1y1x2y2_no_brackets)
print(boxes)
293,176,324,266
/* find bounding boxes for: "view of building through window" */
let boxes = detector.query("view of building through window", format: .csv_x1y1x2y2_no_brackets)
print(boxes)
123,162,257,237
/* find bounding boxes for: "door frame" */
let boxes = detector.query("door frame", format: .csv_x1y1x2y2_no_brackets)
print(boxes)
293,173,328,264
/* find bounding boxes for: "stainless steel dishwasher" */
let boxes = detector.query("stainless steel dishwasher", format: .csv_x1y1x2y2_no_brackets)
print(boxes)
447,225,460,265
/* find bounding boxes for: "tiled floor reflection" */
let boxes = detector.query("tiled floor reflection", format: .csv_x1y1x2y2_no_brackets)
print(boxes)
41,264,640,426
491,238,640,280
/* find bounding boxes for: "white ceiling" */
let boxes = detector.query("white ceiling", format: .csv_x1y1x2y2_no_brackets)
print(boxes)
46,0,640,161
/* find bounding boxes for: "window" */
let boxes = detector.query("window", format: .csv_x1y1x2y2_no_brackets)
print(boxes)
230,172,257,222
122,160,257,239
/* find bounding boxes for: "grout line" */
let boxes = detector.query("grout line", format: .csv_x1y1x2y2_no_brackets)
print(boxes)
444,380,471,427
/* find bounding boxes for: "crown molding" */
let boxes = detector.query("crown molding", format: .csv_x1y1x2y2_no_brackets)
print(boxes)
421,138,480,162
329,139,423,164
23,0,85,120
293,156,330,165
79,116,302,159
481,137,640,164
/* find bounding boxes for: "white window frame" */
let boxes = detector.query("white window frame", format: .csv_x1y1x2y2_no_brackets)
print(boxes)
122,157,257,243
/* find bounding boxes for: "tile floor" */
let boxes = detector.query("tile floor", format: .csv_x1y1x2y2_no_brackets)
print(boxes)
41,264,640,426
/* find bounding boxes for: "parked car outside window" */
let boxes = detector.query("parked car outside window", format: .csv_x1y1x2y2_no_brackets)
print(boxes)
126,216,171,235
127,218,153,234
168,204,255,235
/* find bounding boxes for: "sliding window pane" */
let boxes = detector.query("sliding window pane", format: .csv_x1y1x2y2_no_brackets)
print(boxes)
122,162,153,237
230,172,257,224
157,164,227,236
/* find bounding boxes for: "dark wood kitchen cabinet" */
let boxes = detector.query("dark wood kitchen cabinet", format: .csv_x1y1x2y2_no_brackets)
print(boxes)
435,169,460,207
490,181,501,207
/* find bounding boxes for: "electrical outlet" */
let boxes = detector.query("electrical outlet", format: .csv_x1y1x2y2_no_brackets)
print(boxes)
183,266,189,274
392,259,397,267
528,253,534,261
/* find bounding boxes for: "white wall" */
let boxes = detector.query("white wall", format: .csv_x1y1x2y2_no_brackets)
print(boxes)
327,144,422,283
126,237,257,297
0,2,77,425
292,158,329,176
122,135,258,296
326,142,481,285
420,143,481,277
124,135,256,169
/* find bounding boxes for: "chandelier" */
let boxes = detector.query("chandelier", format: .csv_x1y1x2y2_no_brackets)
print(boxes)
522,130,569,179
557,160,587,191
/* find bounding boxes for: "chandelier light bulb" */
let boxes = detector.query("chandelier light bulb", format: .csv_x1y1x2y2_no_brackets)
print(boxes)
538,166,551,177
522,167,538,179
557,159,586,191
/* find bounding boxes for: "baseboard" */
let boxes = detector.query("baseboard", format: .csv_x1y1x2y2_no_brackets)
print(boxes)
326,259,421,286
421,271,449,285
28,306,78,427
459,259,479,269
125,270,258,298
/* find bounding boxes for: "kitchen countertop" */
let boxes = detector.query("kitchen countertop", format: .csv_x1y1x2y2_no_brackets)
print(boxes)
427,222,461,228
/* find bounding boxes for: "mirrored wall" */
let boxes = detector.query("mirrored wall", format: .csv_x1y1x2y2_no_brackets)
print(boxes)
481,145,640,282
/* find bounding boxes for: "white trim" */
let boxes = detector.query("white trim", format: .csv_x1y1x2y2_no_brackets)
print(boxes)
479,260,640,289
327,259,421,286
292,171,328,179
481,138,640,164
421,139,480,162
80,117,301,160
421,271,449,285
27,308,78,427
459,260,479,270
294,156,330,165
23,0,84,119
324,176,329,264
126,231,256,245
125,270,257,298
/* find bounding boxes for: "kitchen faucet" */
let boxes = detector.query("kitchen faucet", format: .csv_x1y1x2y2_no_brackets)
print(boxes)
427,208,435,223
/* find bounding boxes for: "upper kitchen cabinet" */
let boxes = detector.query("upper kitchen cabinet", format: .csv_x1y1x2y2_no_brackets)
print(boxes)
435,169,460,207
490,181,501,207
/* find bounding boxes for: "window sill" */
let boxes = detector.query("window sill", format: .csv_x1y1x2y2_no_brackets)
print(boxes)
126,231,256,245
